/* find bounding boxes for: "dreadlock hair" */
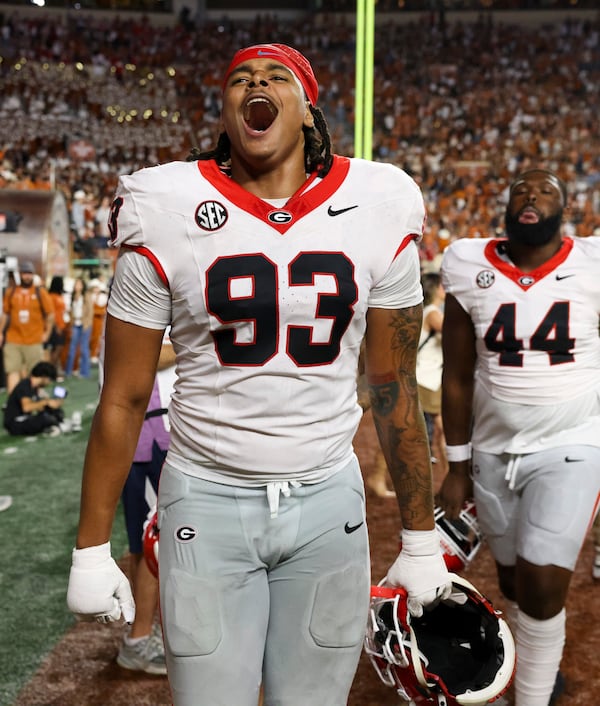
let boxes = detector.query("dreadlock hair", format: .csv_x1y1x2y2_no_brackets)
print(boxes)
187,105,334,177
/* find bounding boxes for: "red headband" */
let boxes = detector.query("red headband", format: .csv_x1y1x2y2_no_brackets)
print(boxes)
222,43,318,106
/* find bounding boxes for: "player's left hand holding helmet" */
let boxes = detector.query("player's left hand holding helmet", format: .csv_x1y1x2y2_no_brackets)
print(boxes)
67,541,136,624
364,574,516,705
386,528,454,617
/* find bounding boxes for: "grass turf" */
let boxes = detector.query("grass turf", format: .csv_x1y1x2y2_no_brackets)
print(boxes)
0,368,127,705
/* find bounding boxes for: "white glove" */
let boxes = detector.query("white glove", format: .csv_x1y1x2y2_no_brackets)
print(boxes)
67,542,135,624
385,528,453,618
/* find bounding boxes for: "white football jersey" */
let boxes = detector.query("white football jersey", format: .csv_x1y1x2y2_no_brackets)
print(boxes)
107,156,425,483
442,236,600,453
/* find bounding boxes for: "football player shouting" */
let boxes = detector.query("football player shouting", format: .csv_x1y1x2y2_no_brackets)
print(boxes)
67,43,454,706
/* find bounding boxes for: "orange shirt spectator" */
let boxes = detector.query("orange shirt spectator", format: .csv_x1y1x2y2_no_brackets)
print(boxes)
44,275,69,375
50,291,67,336
89,278,109,361
1,267,53,346
0,260,54,393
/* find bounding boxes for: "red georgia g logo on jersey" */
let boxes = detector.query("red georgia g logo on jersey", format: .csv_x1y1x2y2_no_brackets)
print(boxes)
195,201,228,231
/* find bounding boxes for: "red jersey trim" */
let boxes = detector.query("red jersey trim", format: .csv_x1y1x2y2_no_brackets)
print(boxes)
122,244,169,287
196,156,351,235
393,233,419,259
484,237,574,290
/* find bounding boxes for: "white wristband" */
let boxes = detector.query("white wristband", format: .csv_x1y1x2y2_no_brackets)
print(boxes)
400,528,440,556
445,443,472,462
72,541,112,568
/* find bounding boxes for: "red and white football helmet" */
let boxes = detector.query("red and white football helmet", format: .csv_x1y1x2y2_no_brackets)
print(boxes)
435,500,483,572
364,574,516,706
142,509,159,579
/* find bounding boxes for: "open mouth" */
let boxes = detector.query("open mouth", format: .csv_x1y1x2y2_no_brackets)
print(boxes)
243,97,278,132
518,206,540,224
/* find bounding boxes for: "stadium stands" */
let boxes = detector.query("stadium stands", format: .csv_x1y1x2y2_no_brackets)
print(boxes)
0,7,599,271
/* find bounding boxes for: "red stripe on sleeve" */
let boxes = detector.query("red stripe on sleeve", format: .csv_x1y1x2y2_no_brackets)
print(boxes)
393,233,419,260
122,244,169,287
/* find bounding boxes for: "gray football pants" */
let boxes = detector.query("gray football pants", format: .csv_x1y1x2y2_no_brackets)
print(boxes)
157,457,371,706
473,444,600,570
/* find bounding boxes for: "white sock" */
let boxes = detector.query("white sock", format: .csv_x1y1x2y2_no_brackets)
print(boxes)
125,633,149,646
515,608,565,706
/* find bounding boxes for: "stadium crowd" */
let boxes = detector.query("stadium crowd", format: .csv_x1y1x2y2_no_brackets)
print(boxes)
1,7,599,699
0,8,599,270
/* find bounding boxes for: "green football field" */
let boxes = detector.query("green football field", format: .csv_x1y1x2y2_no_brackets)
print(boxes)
0,369,128,706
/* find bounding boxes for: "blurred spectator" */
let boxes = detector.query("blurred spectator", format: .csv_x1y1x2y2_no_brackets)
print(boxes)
71,190,87,239
0,260,54,394
416,271,447,472
3,361,65,437
64,277,93,379
89,275,109,364
93,195,114,264
43,275,68,379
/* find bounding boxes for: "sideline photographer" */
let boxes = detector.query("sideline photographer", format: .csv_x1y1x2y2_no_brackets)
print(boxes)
3,361,66,436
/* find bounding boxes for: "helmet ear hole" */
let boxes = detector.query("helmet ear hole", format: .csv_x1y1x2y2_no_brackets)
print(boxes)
365,576,516,706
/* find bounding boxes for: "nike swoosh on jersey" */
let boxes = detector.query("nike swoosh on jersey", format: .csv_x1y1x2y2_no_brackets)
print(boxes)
564,456,583,462
555,274,575,280
344,521,364,534
328,205,359,217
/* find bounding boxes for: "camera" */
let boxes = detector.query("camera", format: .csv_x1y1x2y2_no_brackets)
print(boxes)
53,385,68,399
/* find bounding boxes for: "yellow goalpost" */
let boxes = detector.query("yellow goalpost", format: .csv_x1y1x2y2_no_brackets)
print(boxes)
354,0,375,160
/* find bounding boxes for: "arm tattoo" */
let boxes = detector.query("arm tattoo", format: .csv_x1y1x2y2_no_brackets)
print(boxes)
367,305,433,524
372,416,433,523
369,378,399,416
368,305,421,417
388,305,421,376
